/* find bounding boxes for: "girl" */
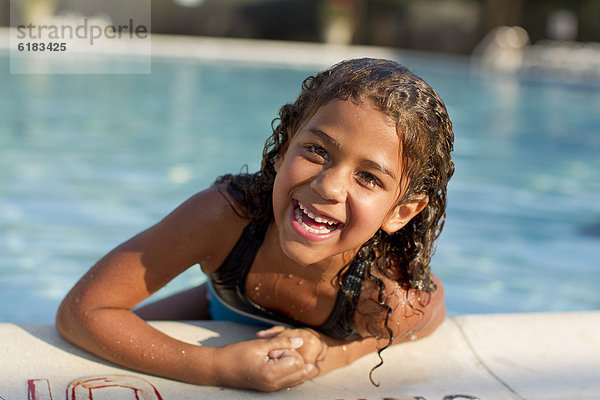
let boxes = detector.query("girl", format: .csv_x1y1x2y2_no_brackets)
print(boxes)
56,58,455,392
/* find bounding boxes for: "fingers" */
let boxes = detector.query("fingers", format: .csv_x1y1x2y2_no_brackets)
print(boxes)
256,325,286,338
263,335,303,354
265,336,303,359
259,336,315,390
219,338,317,392
268,348,285,359
272,361,315,390
262,349,315,391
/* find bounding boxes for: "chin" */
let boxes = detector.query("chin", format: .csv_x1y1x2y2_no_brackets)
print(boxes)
279,238,337,267
280,241,316,266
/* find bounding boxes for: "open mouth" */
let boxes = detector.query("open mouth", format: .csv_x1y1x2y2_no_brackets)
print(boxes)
292,200,342,236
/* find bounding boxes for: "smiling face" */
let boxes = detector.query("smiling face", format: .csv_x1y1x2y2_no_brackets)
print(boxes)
272,99,423,267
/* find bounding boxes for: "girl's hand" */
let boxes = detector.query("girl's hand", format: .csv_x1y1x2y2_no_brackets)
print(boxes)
257,326,328,375
257,326,381,377
214,336,315,392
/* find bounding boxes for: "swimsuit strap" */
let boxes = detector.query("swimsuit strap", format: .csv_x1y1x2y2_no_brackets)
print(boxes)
315,256,365,340
209,222,273,316
210,219,364,339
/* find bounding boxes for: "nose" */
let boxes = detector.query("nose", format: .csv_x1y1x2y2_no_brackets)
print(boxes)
310,167,348,203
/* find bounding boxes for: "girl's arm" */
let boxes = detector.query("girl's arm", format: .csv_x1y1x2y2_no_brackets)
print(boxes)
56,187,313,391
257,275,446,377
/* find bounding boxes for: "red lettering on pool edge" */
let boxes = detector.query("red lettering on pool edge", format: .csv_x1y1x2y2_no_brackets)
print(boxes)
28,379,53,400
66,376,163,400
20,376,163,400
10,377,482,400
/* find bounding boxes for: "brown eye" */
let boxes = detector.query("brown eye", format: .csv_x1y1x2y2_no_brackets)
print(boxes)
356,171,382,189
304,144,329,162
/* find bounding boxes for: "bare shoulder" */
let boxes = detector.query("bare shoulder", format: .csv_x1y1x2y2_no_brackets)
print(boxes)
155,184,249,274
131,184,250,280
167,184,246,231
355,274,445,341
56,184,251,325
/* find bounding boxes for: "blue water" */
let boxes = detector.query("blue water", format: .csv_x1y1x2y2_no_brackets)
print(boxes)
1,51,599,323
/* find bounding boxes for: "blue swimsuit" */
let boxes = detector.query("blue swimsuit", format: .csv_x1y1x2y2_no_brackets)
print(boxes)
207,221,366,340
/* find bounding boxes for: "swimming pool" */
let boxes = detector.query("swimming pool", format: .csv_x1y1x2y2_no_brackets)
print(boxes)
1,44,599,322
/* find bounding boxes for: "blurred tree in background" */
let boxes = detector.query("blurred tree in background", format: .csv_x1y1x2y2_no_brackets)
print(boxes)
3,0,600,53
150,0,600,53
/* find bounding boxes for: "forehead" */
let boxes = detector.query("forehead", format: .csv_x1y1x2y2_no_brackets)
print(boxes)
304,99,399,142
303,96,397,126
300,99,404,170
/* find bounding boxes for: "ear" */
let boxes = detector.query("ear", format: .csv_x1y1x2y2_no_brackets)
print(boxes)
381,195,429,234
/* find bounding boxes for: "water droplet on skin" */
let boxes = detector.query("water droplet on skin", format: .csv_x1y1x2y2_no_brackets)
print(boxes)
288,274,293,279
342,345,347,351
297,280,304,285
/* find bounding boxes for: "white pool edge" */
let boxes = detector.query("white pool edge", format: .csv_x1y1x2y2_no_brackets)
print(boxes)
2,311,599,399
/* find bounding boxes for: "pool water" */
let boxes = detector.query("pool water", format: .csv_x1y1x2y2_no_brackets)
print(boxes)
1,52,599,322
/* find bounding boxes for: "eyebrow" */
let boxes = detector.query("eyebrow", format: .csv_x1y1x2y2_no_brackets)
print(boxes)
308,128,340,148
307,128,398,181
361,159,398,181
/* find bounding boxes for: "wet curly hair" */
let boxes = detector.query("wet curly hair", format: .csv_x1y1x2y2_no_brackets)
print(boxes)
216,58,454,382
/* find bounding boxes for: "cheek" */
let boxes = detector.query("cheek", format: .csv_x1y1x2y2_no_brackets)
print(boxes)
272,158,300,210
272,174,285,211
279,156,316,186
351,195,395,231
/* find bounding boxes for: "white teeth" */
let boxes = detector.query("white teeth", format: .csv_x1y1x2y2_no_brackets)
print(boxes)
316,216,337,226
297,201,338,226
295,201,339,234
